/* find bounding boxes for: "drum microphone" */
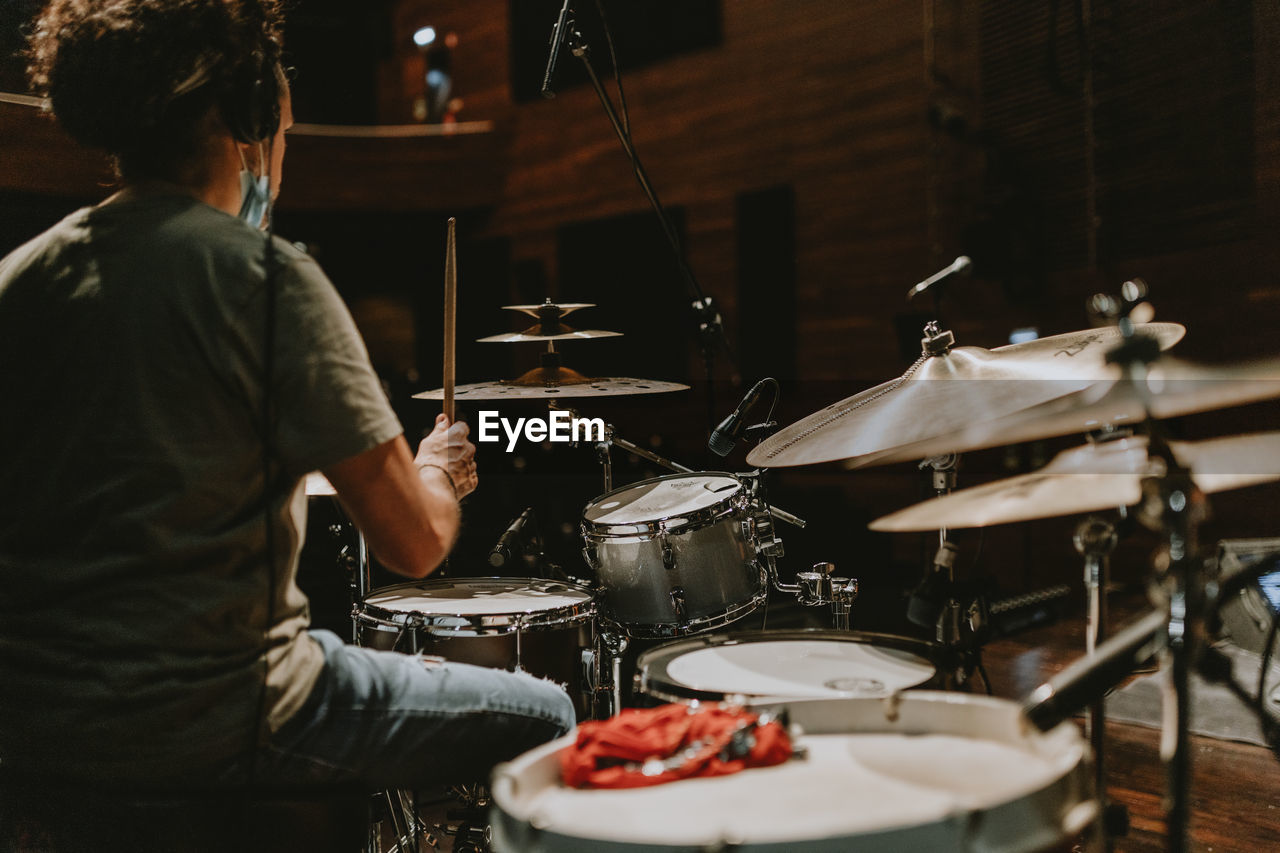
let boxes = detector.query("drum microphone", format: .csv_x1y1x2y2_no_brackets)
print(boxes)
907,256,972,302
1022,608,1167,732
708,378,773,457
540,0,574,98
489,506,535,568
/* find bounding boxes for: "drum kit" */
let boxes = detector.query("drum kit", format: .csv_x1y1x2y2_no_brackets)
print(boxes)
322,284,1280,852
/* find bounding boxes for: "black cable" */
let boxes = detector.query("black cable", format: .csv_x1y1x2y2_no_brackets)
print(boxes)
592,0,629,139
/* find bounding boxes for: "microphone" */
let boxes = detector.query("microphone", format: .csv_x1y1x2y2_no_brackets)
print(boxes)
488,507,535,568
540,0,574,99
708,378,772,457
1023,608,1167,732
907,256,972,301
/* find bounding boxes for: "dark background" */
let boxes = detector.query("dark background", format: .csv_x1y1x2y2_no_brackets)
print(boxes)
3,0,1279,641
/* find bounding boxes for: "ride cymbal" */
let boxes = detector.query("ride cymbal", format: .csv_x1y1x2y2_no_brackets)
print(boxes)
746,323,1186,469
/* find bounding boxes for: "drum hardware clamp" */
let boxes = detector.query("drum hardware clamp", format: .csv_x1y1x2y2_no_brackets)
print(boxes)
773,561,860,630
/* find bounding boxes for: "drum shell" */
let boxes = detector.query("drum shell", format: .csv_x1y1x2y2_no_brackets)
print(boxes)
583,476,766,636
356,578,595,718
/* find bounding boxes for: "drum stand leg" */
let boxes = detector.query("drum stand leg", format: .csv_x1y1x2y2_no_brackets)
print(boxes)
1075,516,1123,851
352,531,372,645
598,629,629,717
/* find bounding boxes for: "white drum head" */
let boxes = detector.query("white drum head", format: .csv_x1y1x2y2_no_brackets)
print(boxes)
584,474,741,526
364,578,592,617
665,639,936,700
492,693,1090,852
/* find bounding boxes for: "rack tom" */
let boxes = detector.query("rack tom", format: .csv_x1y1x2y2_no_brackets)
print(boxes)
581,473,768,638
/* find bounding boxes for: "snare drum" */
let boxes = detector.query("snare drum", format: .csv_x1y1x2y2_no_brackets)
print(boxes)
356,577,595,716
491,693,1095,852
636,630,942,704
581,473,767,638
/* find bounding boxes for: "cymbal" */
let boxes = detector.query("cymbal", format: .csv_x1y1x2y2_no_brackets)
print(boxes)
746,323,1186,469
476,326,622,343
881,353,1280,464
481,299,621,342
869,432,1280,532
413,365,688,400
503,301,594,318
304,471,336,496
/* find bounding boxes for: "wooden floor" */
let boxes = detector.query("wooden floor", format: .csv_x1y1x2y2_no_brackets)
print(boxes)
980,602,1280,852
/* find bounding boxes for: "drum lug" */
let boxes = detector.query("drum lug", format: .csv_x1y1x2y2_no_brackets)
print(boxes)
582,540,599,571
670,586,687,621
661,535,677,570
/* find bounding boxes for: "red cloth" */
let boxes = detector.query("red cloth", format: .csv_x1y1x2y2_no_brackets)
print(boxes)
560,704,793,789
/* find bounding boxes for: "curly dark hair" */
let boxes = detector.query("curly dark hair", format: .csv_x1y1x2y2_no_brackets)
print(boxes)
26,0,284,181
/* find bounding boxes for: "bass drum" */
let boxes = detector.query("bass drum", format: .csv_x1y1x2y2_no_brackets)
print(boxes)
635,629,944,704
491,693,1095,853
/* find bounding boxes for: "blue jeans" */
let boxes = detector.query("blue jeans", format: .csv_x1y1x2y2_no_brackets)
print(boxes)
249,630,576,790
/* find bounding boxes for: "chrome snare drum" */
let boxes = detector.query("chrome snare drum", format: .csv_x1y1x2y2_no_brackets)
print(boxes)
636,630,942,704
491,693,1094,852
581,473,768,638
356,577,595,715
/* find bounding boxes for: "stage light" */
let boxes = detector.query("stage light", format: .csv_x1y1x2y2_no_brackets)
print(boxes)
413,26,436,48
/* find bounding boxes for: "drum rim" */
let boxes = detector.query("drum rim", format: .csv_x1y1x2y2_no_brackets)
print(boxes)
356,576,596,637
635,628,942,703
582,472,746,538
490,691,1091,852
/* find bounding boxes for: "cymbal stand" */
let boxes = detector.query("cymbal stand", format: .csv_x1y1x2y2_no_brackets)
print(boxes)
1096,279,1204,852
1075,515,1125,850
1138,450,1205,853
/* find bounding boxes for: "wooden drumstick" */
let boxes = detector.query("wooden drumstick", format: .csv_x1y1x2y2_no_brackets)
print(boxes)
443,217,457,421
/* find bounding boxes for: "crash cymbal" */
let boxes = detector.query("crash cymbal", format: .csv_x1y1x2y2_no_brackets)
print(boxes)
304,471,336,496
870,432,1280,532
746,322,1186,469
476,326,622,343
880,353,1280,465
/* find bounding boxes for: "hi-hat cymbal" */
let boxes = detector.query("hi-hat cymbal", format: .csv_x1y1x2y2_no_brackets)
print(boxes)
746,323,1186,469
869,432,1280,532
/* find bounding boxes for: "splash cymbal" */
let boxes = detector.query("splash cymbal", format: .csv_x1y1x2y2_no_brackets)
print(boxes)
869,432,1280,532
746,323,1186,469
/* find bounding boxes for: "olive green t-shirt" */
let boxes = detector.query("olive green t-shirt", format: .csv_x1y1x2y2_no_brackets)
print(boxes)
0,191,402,784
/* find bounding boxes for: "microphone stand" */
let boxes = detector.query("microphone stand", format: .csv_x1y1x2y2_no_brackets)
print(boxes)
551,11,738,432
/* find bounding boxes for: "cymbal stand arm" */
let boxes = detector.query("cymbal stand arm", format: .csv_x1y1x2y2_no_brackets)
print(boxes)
921,453,959,551
564,16,739,434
